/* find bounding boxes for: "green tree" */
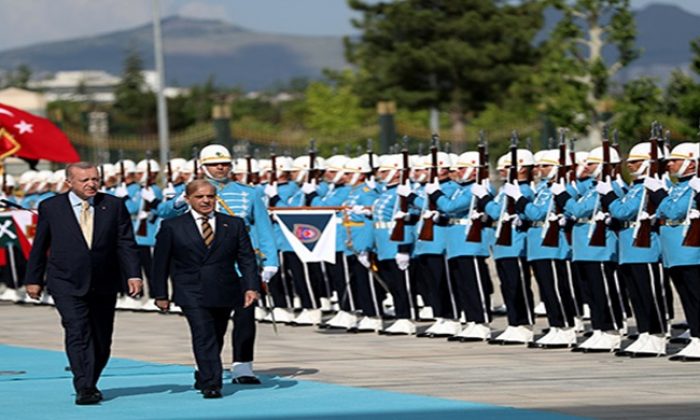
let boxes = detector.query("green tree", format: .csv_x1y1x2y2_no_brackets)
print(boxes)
2,64,32,89
345,0,543,147
613,78,664,147
111,48,157,135
304,70,369,139
534,0,639,145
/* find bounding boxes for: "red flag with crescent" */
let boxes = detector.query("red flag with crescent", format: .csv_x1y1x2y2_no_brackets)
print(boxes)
0,102,79,163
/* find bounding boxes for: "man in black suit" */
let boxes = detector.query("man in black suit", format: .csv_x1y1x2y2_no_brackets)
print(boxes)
151,180,259,399
25,161,142,405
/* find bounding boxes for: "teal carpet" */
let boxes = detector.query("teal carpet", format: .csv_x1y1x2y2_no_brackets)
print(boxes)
0,344,581,419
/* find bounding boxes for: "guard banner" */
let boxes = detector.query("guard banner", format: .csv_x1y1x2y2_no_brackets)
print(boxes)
272,209,337,264
0,210,36,266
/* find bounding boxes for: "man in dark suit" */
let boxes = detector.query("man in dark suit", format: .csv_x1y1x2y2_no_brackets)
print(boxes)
25,161,142,405
151,179,259,399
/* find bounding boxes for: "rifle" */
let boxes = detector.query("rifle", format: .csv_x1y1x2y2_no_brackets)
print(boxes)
542,129,568,247
166,151,174,187
192,146,200,179
270,145,278,185
589,126,612,246
495,131,519,246
418,134,439,241
390,136,410,241
137,151,154,237
118,150,126,186
466,130,487,243
568,138,577,183
367,138,375,176
682,120,700,246
304,139,317,206
633,122,661,248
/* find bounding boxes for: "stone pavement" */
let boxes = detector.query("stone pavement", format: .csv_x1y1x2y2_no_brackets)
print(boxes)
1,301,698,419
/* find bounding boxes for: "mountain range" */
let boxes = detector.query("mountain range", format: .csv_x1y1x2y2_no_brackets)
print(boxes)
0,3,697,90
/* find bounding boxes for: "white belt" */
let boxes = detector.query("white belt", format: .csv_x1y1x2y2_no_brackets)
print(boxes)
448,218,470,226
374,221,396,229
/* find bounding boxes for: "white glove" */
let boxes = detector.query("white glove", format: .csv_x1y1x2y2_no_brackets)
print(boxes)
163,184,177,200
301,181,317,195
506,213,522,227
689,176,700,193
422,210,439,221
351,205,371,216
644,176,664,192
137,210,149,221
689,209,700,220
396,183,412,197
114,184,129,198
471,182,488,199
395,253,410,271
638,211,655,221
358,252,371,268
595,180,612,195
425,180,441,195
393,210,408,221
594,211,611,225
173,192,187,209
470,211,485,221
261,266,278,283
550,181,566,196
503,182,522,201
264,183,278,198
141,187,156,203
365,178,376,190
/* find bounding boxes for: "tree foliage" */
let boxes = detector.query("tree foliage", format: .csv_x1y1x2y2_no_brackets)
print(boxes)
345,0,544,144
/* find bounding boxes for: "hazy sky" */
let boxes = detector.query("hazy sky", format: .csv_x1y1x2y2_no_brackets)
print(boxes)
0,0,698,51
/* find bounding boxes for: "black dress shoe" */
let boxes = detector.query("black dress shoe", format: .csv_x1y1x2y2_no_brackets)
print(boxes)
202,388,222,399
416,332,433,338
232,375,261,385
446,335,462,342
89,388,103,401
75,390,101,405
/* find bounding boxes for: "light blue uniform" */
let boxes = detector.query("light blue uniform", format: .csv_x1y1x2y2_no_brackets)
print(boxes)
342,183,378,255
656,177,700,267
133,185,163,247
519,183,571,261
268,181,300,253
410,180,459,256
485,182,534,260
433,181,490,259
372,185,414,261
20,193,40,210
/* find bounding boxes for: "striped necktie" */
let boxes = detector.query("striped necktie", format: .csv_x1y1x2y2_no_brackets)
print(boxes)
200,216,213,247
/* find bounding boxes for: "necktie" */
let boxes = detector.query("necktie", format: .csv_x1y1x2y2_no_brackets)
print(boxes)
200,217,213,247
80,200,93,248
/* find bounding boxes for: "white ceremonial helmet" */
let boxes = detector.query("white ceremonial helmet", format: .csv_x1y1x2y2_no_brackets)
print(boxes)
199,144,233,181
168,158,188,179
291,155,318,183
275,156,294,173
116,159,137,174
455,151,480,180
100,163,117,179
325,154,349,184
2,174,16,188
344,156,372,185
533,150,548,165
448,153,459,171
232,158,259,175
626,142,664,177
586,146,620,178
359,153,379,170
420,152,452,170
537,149,572,180
136,159,160,184
574,151,589,178
19,170,39,193
51,170,66,191
668,142,700,177
258,158,272,174
377,154,403,184
498,149,535,168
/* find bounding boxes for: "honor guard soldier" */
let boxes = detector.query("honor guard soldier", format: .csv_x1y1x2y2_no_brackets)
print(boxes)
375,154,418,335
552,145,627,352
398,152,462,338
513,148,579,348
599,141,668,356
431,151,495,342
35,170,57,206
19,170,40,209
651,142,700,360
485,148,536,345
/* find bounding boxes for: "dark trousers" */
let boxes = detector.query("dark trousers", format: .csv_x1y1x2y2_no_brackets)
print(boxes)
378,259,417,319
531,259,578,328
286,253,322,309
231,305,256,363
495,257,534,326
267,252,295,309
575,261,625,331
448,256,493,324
619,263,667,335
669,265,700,338
137,245,153,297
570,260,590,312
349,255,386,318
2,244,26,289
183,306,232,389
53,292,117,393
417,254,459,319
325,252,356,311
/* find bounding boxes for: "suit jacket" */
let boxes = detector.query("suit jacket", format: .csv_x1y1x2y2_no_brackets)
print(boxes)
151,212,259,308
25,192,141,296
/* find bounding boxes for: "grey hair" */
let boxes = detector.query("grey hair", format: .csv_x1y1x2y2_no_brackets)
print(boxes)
65,161,97,179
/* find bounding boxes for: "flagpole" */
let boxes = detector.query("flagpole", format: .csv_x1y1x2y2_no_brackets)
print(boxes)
152,0,170,176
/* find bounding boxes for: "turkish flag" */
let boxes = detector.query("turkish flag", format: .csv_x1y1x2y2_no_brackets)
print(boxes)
0,102,80,163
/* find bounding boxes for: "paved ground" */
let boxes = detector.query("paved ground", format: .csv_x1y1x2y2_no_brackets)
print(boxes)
1,300,698,419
